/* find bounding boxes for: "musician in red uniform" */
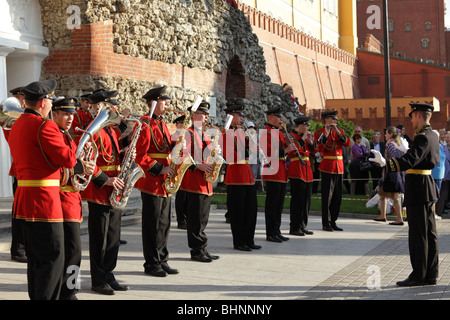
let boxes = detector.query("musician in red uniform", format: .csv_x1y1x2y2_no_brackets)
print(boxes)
173,115,188,230
179,102,220,262
222,105,261,251
134,86,178,277
313,110,350,231
51,97,95,300
70,93,93,138
8,79,78,300
287,117,316,236
0,91,27,263
81,89,130,295
260,106,294,243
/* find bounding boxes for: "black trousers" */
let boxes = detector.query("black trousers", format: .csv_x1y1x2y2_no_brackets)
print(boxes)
10,178,25,257
175,189,188,225
264,181,287,237
321,172,343,228
141,192,171,269
289,179,312,232
226,184,257,248
406,201,439,282
60,221,82,299
23,221,65,300
87,202,121,286
186,192,211,255
436,180,449,216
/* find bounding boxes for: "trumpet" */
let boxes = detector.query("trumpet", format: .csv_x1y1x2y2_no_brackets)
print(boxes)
0,97,23,129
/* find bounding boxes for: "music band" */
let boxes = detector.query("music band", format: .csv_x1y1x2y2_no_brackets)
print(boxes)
1,79,359,299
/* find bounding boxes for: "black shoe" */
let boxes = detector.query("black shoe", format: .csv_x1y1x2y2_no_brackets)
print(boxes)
11,254,27,263
248,244,262,250
278,234,290,241
108,280,129,291
331,224,343,231
145,266,167,277
289,230,305,236
373,218,386,222
322,226,333,231
204,251,220,260
426,278,438,285
91,284,115,295
161,262,179,274
119,239,127,245
389,221,404,226
266,235,282,243
234,245,252,251
301,228,314,235
396,278,425,287
191,253,212,262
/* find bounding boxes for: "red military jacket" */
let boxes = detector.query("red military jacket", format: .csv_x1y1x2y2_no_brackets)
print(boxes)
1,127,16,177
71,109,93,137
8,109,77,222
59,130,83,223
314,127,350,174
81,126,123,205
260,124,288,183
222,127,254,185
135,114,173,197
180,126,213,196
287,131,316,182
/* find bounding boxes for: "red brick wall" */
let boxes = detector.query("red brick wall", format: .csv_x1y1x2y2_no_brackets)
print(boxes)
357,0,447,65
352,49,450,133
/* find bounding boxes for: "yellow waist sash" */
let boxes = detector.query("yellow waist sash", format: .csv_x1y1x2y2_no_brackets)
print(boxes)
406,169,432,175
59,185,78,192
228,160,249,165
18,179,60,187
323,156,343,160
290,157,309,162
148,153,170,159
99,165,121,172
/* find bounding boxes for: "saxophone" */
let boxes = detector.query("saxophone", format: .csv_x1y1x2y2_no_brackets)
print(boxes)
204,120,225,183
109,117,145,209
163,97,203,193
163,110,193,194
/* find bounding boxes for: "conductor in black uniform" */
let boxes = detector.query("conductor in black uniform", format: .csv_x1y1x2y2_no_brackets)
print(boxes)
371,103,439,286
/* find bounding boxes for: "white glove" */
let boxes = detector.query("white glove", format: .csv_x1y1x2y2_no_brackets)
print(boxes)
369,149,386,167
394,144,408,153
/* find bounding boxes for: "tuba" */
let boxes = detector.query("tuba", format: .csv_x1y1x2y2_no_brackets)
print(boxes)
109,117,145,209
71,103,122,191
204,119,226,184
0,97,23,129
163,97,202,194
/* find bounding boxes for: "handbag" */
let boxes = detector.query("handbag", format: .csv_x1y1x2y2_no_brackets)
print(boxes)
358,145,372,171
359,159,372,171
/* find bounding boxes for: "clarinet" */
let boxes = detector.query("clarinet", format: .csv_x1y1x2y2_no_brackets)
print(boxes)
280,124,305,166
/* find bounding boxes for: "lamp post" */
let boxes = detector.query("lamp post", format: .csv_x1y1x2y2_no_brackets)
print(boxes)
383,0,391,127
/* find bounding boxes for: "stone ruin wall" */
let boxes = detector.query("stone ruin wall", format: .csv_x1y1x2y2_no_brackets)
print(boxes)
38,0,298,129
